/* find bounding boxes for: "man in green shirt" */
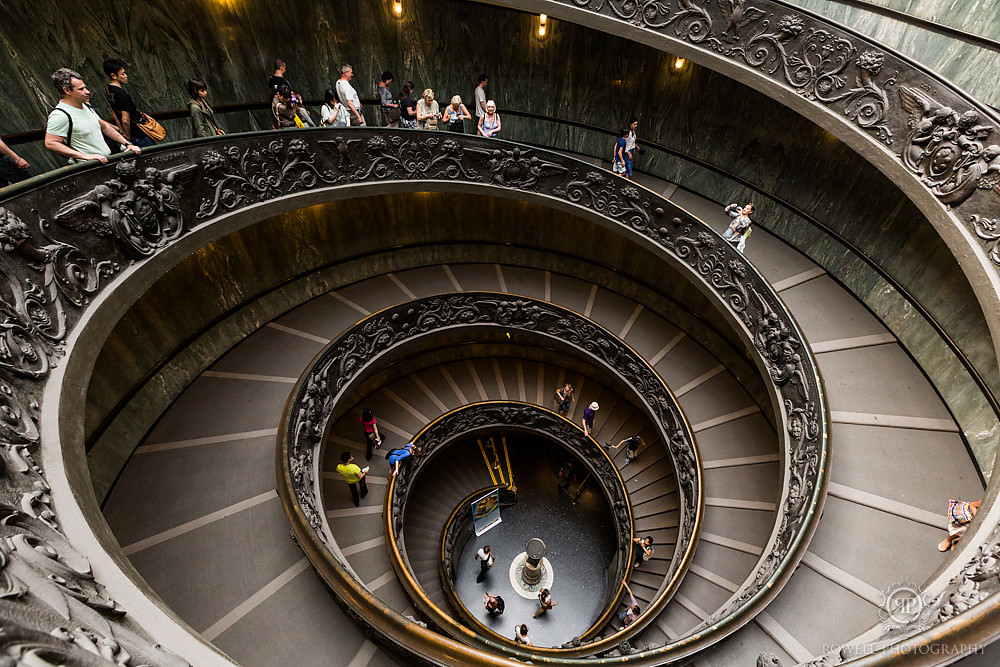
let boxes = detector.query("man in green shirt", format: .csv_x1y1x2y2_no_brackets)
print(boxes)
44,67,141,164
336,451,369,507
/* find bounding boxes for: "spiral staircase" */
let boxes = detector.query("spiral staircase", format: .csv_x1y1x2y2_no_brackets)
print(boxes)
2,1,1000,666
99,178,979,664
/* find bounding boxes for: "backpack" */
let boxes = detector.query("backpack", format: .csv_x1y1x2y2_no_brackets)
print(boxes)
335,102,351,127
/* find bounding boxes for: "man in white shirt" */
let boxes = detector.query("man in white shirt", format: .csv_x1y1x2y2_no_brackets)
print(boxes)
474,74,488,118
475,544,494,583
44,68,141,164
335,64,366,126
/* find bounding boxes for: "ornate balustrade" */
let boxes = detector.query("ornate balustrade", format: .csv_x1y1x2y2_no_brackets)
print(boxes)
0,128,828,664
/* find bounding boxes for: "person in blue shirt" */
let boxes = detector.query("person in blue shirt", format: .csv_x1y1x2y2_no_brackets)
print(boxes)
612,128,628,176
387,442,413,477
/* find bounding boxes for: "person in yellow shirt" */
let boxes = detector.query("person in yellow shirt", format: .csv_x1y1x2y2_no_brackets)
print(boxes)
336,451,369,507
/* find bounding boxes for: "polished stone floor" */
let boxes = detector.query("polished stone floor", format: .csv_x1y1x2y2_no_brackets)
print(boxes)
452,440,617,648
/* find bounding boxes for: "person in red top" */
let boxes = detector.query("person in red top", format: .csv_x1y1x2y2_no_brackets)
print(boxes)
360,408,381,461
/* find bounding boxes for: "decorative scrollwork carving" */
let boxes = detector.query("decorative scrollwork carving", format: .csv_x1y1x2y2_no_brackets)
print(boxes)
197,138,343,219
353,134,481,182
467,145,567,189
557,170,651,231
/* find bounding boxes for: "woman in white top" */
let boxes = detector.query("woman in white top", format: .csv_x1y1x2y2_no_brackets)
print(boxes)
477,100,501,137
320,88,347,127
416,89,442,130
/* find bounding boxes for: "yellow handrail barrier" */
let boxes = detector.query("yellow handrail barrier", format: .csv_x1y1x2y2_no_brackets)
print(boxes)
502,436,516,492
477,438,499,486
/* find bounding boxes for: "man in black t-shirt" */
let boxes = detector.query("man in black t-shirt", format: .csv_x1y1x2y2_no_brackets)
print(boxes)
103,59,154,147
613,434,645,465
268,58,289,102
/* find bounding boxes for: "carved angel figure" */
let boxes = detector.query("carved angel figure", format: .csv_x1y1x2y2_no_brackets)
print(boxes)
55,160,198,258
898,86,999,206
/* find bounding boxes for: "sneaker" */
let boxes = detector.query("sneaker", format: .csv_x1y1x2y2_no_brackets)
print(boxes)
624,457,630,465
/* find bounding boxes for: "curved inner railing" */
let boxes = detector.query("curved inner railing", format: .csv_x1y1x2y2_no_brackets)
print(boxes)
0,127,829,664
391,401,637,648
281,294,698,658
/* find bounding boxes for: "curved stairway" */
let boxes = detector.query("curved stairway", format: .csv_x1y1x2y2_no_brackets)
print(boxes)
100,176,983,665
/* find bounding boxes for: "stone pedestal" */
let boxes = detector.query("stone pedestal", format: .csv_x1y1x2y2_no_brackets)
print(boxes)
521,538,546,586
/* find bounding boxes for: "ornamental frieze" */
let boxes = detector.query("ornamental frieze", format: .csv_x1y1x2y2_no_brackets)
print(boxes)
555,0,1000,251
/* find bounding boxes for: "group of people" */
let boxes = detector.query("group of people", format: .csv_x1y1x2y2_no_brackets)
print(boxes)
270,59,501,137
333,408,414,507
0,62,222,179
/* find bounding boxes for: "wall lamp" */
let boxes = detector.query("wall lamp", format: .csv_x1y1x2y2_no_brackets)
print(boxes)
393,0,403,17
538,14,547,38
673,56,686,70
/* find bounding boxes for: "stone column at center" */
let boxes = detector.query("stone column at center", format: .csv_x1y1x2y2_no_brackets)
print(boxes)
521,538,546,586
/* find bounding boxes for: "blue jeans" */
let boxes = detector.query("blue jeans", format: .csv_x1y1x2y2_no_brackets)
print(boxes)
0,156,32,187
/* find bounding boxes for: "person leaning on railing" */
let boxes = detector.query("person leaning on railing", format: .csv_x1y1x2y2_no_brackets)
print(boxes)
43,67,141,164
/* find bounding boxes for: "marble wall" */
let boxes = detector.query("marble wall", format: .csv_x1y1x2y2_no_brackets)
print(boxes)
3,0,997,470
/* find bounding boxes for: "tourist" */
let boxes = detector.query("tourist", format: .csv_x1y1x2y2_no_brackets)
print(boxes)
360,408,382,460
557,460,574,493
581,401,599,437
555,383,574,416
938,499,982,551
416,89,441,130
533,588,558,618
272,86,297,129
321,88,348,127
386,442,413,478
632,535,654,568
0,138,31,186
103,59,156,147
614,434,645,465
612,128,628,177
619,579,641,627
484,591,505,615
335,451,369,508
444,95,472,133
624,117,639,178
513,623,531,645
477,100,501,138
475,544,494,583
377,71,399,127
44,68,141,164
335,64,366,126
268,58,290,101
723,202,754,252
474,74,489,119
398,82,418,129
187,79,223,138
